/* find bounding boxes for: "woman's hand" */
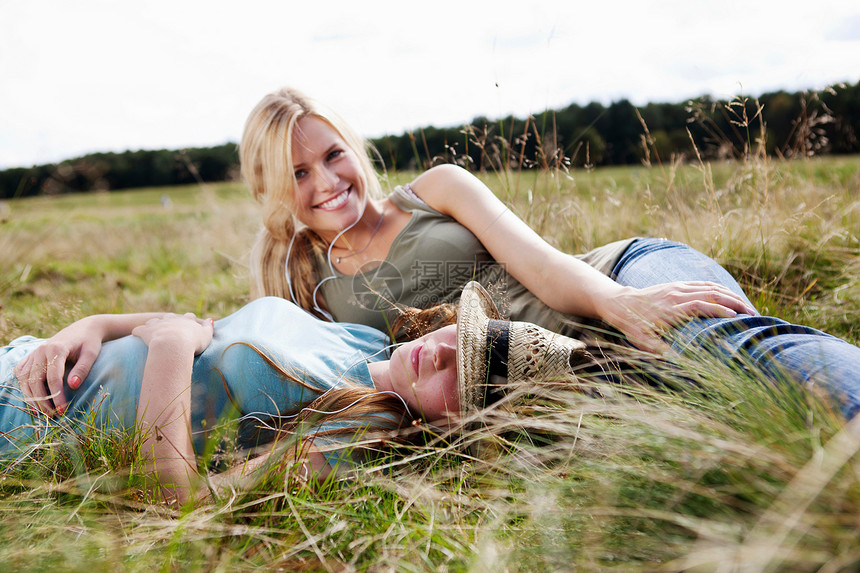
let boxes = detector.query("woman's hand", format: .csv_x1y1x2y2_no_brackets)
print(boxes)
15,316,108,416
409,166,756,354
132,313,214,356
17,312,213,417
597,281,756,354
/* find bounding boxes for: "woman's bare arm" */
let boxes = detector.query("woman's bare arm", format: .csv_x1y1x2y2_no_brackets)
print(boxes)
132,313,213,503
410,165,755,352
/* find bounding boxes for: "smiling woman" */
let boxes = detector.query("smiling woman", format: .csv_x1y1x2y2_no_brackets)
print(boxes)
13,86,860,446
289,116,373,243
230,87,860,430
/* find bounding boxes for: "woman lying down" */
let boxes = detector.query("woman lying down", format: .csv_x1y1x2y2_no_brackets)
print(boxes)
2,283,588,503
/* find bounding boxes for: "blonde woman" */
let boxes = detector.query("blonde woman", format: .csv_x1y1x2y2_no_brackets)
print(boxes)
17,87,860,422
237,87,860,420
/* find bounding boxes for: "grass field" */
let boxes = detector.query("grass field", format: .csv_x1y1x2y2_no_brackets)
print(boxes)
1,154,859,571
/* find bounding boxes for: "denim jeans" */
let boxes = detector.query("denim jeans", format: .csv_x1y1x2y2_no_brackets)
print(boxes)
611,238,860,418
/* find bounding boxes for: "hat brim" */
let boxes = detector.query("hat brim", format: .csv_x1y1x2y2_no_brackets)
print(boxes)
457,281,501,415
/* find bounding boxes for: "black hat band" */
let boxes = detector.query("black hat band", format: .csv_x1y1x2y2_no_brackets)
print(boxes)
482,319,511,406
486,319,510,377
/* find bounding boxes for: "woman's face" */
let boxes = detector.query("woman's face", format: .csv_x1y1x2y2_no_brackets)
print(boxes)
387,324,459,424
290,116,367,240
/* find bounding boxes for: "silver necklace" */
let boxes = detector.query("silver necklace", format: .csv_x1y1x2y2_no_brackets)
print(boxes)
333,210,385,264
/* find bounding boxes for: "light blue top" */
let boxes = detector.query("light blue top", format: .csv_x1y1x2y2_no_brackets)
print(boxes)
0,297,391,465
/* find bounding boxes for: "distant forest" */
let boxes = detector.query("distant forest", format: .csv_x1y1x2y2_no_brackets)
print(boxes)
2,82,859,200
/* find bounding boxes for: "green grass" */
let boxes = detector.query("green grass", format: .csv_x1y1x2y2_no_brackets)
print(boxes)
1,183,255,339
1,154,860,571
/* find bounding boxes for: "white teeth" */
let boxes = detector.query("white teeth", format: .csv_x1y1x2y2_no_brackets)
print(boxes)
317,190,348,210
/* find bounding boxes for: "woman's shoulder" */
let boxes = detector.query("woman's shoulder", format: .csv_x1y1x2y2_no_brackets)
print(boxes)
216,297,388,350
389,165,486,214
388,183,439,215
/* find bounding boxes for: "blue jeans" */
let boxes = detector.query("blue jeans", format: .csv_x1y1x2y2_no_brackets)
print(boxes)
611,238,860,419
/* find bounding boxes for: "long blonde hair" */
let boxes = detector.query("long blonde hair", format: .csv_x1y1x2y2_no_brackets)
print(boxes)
237,367,412,462
234,304,458,463
240,87,383,318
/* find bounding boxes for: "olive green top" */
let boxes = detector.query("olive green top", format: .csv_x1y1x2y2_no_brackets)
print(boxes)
315,185,635,337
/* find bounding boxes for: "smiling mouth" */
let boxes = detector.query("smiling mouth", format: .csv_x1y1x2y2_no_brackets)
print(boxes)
315,188,350,210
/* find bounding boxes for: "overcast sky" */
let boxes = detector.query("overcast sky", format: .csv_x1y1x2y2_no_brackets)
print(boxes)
2,0,859,169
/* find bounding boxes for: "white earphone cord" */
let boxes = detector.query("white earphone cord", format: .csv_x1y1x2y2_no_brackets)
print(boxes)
190,341,412,438
285,188,370,322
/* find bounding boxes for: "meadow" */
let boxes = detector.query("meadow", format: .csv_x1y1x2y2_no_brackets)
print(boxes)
1,151,859,571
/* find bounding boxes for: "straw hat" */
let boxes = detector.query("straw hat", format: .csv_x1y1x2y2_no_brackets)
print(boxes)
456,281,592,414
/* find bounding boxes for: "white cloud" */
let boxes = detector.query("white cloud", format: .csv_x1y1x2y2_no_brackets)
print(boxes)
1,0,858,168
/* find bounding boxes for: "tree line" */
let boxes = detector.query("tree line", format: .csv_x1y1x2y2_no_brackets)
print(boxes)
0,145,238,200
2,81,858,200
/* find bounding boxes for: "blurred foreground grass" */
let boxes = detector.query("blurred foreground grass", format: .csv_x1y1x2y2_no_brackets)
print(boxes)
0,155,859,571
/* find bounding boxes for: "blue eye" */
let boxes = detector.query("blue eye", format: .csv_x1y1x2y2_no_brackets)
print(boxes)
294,169,307,180
327,149,343,161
